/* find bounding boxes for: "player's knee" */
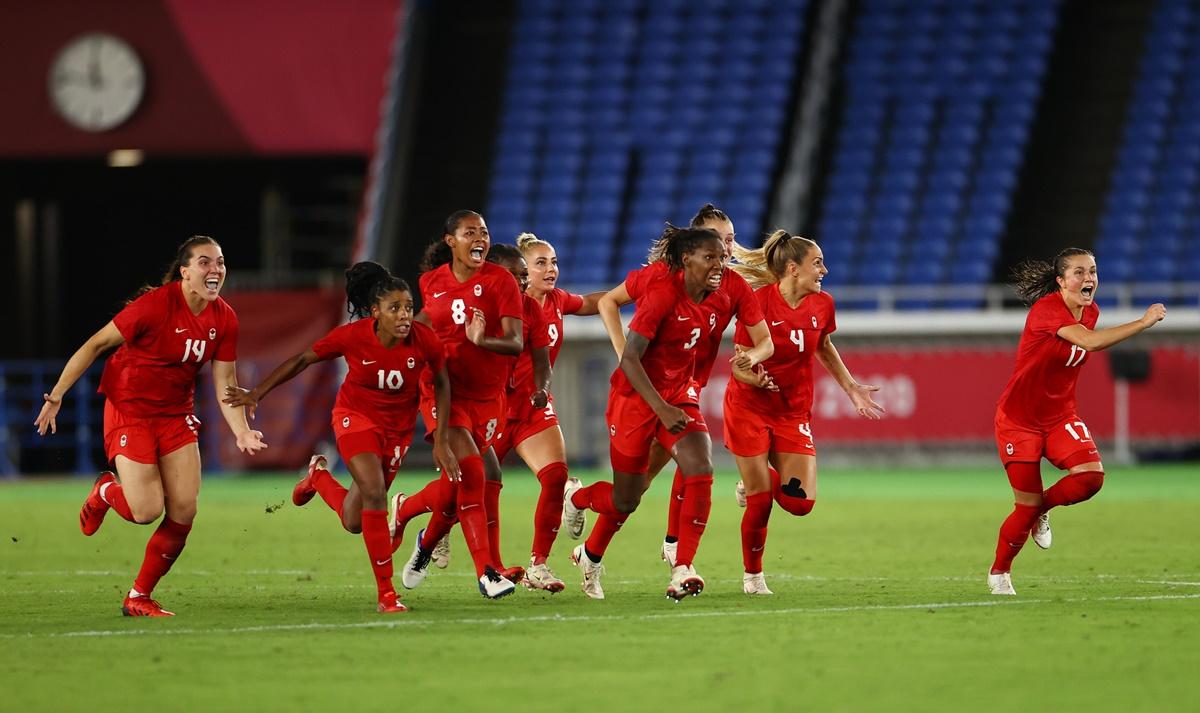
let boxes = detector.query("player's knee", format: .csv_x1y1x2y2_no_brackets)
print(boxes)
1076,471,1104,501
613,491,642,515
776,476,815,516
343,522,362,534
131,501,164,524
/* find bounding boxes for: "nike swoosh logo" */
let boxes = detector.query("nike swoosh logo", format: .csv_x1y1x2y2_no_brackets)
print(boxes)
174,328,188,333
751,546,764,552
676,315,690,321
162,554,176,560
375,559,392,566
771,320,785,326
362,360,377,365
692,519,707,526
432,291,447,298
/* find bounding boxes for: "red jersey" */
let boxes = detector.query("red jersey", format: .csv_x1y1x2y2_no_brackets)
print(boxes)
626,262,762,387
727,285,837,418
418,261,523,402
312,318,444,432
505,294,552,418
99,283,238,418
997,292,1100,429
613,271,728,405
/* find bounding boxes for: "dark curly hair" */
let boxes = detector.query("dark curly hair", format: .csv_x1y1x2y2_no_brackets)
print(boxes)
419,209,483,273
344,261,410,319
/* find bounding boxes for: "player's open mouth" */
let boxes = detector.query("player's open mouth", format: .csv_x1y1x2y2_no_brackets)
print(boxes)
205,278,220,291
707,272,722,287
396,323,410,335
1081,285,1094,297
469,246,485,261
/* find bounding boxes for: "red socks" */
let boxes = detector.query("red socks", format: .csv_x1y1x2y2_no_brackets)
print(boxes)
741,492,772,573
360,509,394,596
1043,471,1104,509
991,503,1039,573
485,479,503,567
311,467,348,520
132,517,192,595
99,480,136,522
665,468,685,540
570,480,620,517
674,475,713,567
454,454,493,577
532,462,568,560
772,469,815,517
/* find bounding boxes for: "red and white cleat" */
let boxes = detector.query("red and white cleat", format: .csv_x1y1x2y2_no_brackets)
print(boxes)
523,561,565,593
377,591,408,614
79,471,118,536
122,593,175,617
293,455,326,507
498,565,526,585
666,565,705,601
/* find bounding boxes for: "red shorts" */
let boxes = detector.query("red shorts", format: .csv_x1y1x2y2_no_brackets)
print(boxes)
493,399,559,462
606,389,707,475
420,393,505,450
332,408,412,487
103,400,200,465
723,400,816,458
994,409,1102,470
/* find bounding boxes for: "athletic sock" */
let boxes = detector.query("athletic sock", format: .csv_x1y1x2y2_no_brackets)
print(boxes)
664,468,685,541
741,492,773,573
674,475,713,568
582,513,627,561
991,503,1040,573
132,517,192,595
311,467,347,520
484,479,503,567
570,480,621,517
360,509,394,596
531,462,568,560
98,480,135,522
1042,471,1105,510
455,454,493,577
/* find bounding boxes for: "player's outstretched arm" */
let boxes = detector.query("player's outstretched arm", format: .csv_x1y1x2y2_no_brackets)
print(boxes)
598,282,632,360
222,349,322,419
1057,303,1166,352
730,346,780,392
573,289,610,317
730,320,774,370
620,331,689,433
35,321,125,435
212,359,267,454
815,335,884,420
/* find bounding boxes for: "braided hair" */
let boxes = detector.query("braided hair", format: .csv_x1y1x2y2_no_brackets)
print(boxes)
344,261,410,319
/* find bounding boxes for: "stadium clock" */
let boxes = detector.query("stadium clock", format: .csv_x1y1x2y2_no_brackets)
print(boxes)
48,32,146,132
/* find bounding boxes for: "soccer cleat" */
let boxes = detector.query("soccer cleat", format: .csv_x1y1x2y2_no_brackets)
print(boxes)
401,528,434,589
479,566,517,599
523,561,565,593
988,572,1016,595
743,572,774,595
387,492,407,539
561,477,586,540
1031,512,1052,549
735,479,747,508
80,471,118,536
499,565,526,585
667,564,705,600
660,539,677,568
122,593,175,617
432,533,451,569
377,590,408,614
570,544,605,600
293,454,326,507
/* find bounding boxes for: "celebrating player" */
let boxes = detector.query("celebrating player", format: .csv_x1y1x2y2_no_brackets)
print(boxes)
34,236,267,617
388,210,522,599
988,249,1165,595
563,226,770,600
725,231,884,594
594,203,771,569
223,262,455,613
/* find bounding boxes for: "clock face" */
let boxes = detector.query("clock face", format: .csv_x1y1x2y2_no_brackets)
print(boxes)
48,33,145,132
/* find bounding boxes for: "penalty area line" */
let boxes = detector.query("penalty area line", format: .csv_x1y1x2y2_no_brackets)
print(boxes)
5,592,1200,640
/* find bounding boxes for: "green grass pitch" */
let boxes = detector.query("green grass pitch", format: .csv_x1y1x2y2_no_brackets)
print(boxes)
2,464,1198,712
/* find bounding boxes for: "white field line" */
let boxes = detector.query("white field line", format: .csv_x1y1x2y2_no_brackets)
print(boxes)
3,592,1199,640
1137,580,1200,587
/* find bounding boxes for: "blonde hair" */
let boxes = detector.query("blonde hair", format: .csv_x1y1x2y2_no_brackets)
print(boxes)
730,230,819,288
516,232,553,258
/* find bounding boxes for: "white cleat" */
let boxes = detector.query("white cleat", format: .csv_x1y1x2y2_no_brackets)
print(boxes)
988,572,1016,595
479,566,517,599
523,560,566,593
667,564,704,600
432,533,451,569
743,572,773,595
660,540,677,568
387,492,406,539
562,477,586,540
570,544,605,600
1031,512,1052,549
401,528,434,589
735,479,747,508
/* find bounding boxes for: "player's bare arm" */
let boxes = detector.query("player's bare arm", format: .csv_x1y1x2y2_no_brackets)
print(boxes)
531,345,552,409
466,311,523,355
1057,304,1166,352
730,319,774,370
222,348,324,419
212,359,267,454
598,281,632,359
431,365,461,480
620,330,689,433
573,290,609,317
35,320,125,435
815,334,884,420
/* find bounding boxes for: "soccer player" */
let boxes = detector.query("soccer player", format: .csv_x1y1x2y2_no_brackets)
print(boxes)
563,226,769,600
388,210,522,599
222,262,455,613
489,233,605,591
988,249,1165,595
594,204,772,568
725,231,884,594
34,236,267,617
